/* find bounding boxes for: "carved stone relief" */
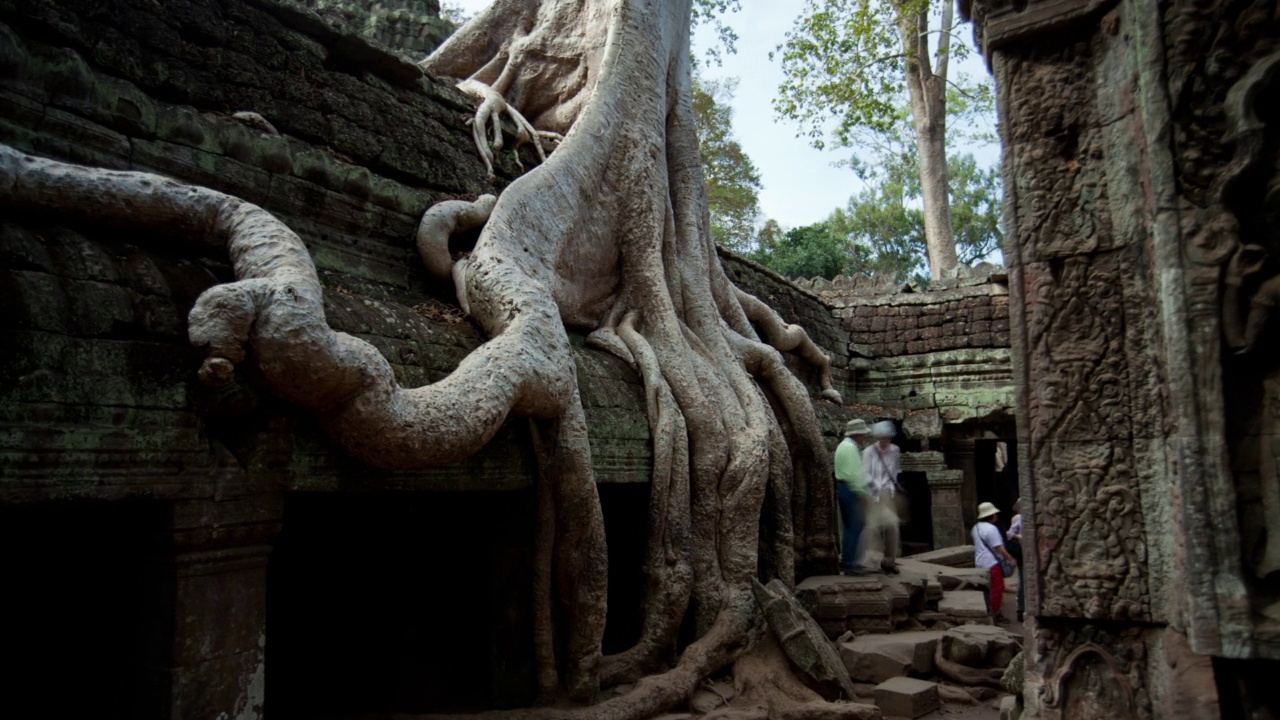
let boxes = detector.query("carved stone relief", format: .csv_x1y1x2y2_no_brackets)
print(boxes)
1035,624,1151,720
1024,252,1150,620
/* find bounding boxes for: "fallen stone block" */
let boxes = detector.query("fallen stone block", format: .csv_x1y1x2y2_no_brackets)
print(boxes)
905,545,976,568
873,677,940,719
938,590,989,620
840,631,944,683
941,624,1022,669
896,558,990,592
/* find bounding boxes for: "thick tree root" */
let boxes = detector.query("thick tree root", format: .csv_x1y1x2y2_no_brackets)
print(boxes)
735,288,842,405
415,193,496,295
932,643,1005,688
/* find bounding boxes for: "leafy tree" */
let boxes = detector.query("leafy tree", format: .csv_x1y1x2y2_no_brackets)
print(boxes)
774,0,993,279
692,77,763,252
752,150,1002,284
751,220,850,280
438,2,472,28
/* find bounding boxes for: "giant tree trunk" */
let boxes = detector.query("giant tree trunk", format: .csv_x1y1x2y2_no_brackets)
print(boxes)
1,0,849,716
900,1,958,280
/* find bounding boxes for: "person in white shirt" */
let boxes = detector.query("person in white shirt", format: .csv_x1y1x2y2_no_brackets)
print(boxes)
1007,498,1025,622
860,420,903,574
973,502,1017,625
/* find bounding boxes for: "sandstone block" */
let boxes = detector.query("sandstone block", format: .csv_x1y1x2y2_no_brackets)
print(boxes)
904,545,975,568
840,631,944,683
941,624,1022,669
938,590,989,619
895,558,989,591
874,677,940,719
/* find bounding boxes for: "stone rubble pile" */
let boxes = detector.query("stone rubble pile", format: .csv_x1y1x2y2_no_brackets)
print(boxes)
660,548,1023,719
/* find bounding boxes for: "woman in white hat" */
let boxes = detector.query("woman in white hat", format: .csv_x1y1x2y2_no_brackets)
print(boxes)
972,502,1017,625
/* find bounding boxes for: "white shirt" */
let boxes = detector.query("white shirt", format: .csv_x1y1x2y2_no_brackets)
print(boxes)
973,521,1004,569
1007,514,1023,540
862,442,901,497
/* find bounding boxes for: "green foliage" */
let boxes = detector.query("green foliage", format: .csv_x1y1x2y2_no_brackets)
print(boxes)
750,220,850,280
773,0,988,151
751,150,1002,283
692,77,763,253
692,0,743,66
439,2,472,28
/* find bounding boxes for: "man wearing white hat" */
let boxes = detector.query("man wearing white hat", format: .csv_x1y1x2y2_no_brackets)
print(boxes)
973,502,1017,625
835,419,872,575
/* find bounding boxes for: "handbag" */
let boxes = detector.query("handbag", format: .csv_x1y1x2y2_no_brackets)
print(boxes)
1004,536,1023,563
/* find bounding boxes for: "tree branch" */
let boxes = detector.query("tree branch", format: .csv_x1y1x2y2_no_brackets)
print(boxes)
936,0,954,82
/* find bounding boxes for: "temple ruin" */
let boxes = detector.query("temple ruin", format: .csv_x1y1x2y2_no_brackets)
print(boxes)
1,0,1279,718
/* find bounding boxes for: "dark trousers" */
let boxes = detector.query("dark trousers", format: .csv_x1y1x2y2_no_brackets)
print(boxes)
836,482,865,571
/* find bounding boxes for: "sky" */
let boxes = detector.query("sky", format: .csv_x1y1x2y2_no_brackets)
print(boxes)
442,1,997,230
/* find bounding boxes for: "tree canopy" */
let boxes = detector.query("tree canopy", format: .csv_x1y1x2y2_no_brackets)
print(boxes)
692,77,763,252
773,0,995,278
751,150,1002,284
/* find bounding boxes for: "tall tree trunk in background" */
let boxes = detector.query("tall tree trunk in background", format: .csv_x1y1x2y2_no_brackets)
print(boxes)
900,0,957,279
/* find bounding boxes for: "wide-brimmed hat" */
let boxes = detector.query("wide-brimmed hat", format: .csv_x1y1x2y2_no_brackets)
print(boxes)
977,501,1000,519
844,419,872,437
871,420,897,439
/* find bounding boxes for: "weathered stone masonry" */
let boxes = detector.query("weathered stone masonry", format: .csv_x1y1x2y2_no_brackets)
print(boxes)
965,0,1280,718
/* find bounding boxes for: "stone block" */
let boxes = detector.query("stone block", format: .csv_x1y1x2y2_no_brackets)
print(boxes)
895,559,989,591
938,590,989,619
941,625,1022,669
874,677,940,719
840,631,944,683
904,546,975,568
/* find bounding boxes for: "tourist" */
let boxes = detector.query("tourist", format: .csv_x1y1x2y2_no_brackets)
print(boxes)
1007,497,1025,622
834,419,872,575
973,502,1017,625
861,420,903,575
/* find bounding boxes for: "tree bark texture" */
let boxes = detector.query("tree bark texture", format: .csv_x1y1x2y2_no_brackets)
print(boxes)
899,1,958,279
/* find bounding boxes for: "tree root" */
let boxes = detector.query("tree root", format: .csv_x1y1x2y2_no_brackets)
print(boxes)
932,642,1005,688
415,193,496,297
735,288,842,405
458,78,550,180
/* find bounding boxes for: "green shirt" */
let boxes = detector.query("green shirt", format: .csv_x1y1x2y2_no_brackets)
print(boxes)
834,437,868,494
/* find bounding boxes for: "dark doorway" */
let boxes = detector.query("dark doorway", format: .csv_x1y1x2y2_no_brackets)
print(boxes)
975,438,1019,534
0,500,167,719
899,471,933,554
266,491,537,718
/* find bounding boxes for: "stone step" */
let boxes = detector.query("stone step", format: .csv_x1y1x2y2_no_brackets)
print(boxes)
895,558,990,592
941,624,1022,670
937,589,991,623
840,630,945,683
873,676,941,719
904,544,976,568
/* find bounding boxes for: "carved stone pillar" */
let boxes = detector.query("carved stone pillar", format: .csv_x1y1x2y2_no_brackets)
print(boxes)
927,469,966,547
161,495,282,720
963,0,1230,717
947,438,979,529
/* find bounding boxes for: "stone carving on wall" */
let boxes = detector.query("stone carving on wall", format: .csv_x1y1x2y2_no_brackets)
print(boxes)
1026,253,1148,620
1218,50,1280,635
1035,625,1150,720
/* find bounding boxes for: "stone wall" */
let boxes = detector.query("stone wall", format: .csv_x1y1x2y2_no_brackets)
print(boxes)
965,0,1280,718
